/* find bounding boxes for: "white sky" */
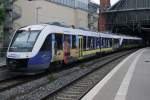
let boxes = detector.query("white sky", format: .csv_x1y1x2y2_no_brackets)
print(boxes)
92,0,120,5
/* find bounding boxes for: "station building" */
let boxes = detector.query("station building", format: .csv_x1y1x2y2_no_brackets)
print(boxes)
0,0,99,57
88,2,99,31
13,0,92,30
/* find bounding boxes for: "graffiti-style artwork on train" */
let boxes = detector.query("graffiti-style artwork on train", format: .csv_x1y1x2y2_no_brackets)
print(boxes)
64,34,71,64
52,33,63,62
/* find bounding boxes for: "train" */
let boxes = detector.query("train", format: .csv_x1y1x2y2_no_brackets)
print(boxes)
6,23,142,74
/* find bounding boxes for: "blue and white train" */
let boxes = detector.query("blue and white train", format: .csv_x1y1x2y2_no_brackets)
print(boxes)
6,24,142,74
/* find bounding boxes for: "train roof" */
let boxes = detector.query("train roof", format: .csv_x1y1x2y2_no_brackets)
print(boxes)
18,24,142,40
20,24,47,30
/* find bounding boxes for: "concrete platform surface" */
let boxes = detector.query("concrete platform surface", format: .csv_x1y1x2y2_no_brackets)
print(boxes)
82,48,150,100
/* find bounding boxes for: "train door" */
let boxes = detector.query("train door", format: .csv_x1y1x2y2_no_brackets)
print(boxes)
52,33,63,62
70,35,78,60
64,34,71,64
112,38,120,51
112,38,116,50
79,36,83,57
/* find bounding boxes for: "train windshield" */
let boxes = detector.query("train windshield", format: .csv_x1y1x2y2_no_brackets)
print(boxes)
9,30,41,52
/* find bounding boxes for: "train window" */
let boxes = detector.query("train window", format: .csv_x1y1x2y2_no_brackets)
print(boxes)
83,36,87,50
9,30,41,52
101,38,103,48
94,37,97,49
55,33,63,50
88,37,94,50
109,38,112,47
91,37,95,49
96,37,99,49
107,38,111,48
105,38,108,48
105,38,107,48
40,35,51,51
87,37,91,50
110,39,112,47
102,38,106,48
107,38,109,48
99,37,102,48
72,35,77,49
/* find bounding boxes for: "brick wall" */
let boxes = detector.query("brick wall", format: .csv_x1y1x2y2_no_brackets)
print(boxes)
99,14,106,32
100,0,110,10
98,0,110,32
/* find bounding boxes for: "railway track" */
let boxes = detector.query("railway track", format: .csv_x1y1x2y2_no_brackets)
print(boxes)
0,66,49,93
0,49,137,100
0,73,47,92
43,50,135,100
0,66,17,83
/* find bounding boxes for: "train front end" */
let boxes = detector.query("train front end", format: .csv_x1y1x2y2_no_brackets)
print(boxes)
6,25,51,74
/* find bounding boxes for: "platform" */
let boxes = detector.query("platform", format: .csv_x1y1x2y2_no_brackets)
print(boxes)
82,48,150,100
0,57,6,66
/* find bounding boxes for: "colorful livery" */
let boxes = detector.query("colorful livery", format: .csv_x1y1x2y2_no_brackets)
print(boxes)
6,24,142,73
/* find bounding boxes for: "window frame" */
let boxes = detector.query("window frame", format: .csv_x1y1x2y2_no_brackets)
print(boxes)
55,33,63,50
72,35,77,49
40,34,51,52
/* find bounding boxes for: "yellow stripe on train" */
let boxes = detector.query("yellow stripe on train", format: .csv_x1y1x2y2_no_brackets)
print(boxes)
83,48,113,56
